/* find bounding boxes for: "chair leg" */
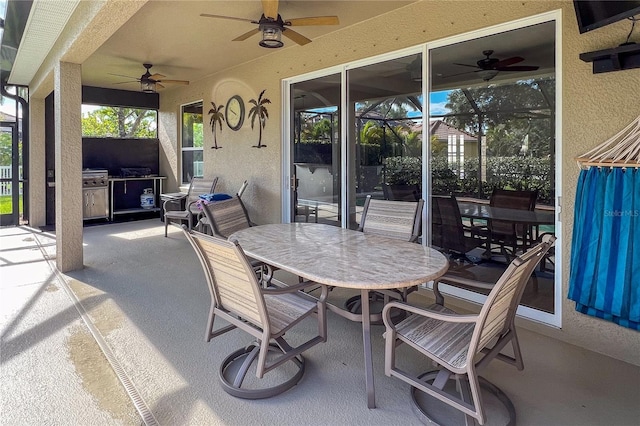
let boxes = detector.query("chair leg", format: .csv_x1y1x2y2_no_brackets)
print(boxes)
164,216,169,237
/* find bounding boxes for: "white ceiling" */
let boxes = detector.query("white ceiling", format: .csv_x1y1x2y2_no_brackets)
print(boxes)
81,1,416,91
9,1,555,95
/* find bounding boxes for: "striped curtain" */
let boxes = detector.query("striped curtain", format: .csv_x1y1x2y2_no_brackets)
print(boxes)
568,167,640,330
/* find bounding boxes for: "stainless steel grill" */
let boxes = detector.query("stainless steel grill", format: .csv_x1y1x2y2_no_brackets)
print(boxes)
82,169,109,220
82,169,109,188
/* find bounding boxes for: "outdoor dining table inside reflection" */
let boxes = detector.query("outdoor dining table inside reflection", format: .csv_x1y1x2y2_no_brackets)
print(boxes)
230,222,449,409
457,201,556,250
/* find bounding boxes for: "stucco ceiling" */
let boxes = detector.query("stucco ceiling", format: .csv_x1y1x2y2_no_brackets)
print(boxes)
7,1,555,96
81,0,417,92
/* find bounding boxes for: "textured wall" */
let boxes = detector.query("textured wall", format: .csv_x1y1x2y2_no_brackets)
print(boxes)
157,0,640,365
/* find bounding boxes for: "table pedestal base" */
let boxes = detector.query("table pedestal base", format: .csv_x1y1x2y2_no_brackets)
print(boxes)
411,373,515,426
219,342,305,399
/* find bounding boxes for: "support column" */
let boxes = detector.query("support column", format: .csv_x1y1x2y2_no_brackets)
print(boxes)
54,62,83,272
29,97,46,227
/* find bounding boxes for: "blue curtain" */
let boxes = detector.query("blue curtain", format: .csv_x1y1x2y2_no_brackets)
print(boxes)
569,167,640,330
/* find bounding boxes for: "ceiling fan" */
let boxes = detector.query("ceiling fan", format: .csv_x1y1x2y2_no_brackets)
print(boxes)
200,0,339,48
448,50,540,81
109,63,189,93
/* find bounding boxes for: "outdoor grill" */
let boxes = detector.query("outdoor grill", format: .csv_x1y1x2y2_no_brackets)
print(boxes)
82,169,109,220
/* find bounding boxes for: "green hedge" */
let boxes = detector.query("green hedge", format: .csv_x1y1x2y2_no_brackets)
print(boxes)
383,156,554,205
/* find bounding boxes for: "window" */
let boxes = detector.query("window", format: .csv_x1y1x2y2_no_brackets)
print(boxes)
285,13,560,326
181,101,204,183
81,105,157,138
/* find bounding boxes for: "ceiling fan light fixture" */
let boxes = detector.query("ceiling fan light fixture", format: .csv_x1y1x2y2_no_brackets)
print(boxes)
259,26,283,48
141,80,156,93
478,69,499,81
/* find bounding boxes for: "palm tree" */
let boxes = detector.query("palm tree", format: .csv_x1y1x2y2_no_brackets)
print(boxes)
248,89,271,148
208,102,224,149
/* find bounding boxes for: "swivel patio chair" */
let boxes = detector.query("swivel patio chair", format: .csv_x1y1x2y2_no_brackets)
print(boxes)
382,234,556,425
164,176,218,237
182,228,328,399
199,194,275,283
343,195,424,323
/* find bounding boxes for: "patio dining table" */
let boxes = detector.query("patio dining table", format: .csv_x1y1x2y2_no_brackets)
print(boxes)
230,222,449,409
457,201,556,251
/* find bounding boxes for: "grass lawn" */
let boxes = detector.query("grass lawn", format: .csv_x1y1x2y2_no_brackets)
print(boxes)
0,195,22,215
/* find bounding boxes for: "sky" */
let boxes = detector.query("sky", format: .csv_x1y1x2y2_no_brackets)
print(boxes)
429,91,450,116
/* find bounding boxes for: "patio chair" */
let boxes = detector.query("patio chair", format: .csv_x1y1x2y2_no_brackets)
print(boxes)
473,188,538,261
383,183,421,201
343,195,424,322
182,228,328,399
432,194,486,262
382,234,556,425
164,176,218,237
199,195,275,283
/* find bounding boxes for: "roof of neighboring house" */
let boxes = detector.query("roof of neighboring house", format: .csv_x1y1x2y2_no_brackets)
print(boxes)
0,112,17,122
410,120,477,142
429,120,476,142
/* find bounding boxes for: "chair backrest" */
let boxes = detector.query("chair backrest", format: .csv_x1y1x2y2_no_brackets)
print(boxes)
358,195,424,242
431,195,468,253
237,180,248,198
382,183,421,201
183,229,267,329
187,176,219,206
489,188,538,236
201,196,252,238
470,235,555,355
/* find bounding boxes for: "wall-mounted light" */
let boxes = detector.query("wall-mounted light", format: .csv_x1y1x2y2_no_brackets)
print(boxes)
259,25,283,48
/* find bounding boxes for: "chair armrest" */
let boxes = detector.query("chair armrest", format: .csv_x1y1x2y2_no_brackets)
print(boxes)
382,300,477,329
436,274,494,291
263,280,328,303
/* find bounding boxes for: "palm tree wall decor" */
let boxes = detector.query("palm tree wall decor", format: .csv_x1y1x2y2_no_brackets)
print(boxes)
208,102,224,149
248,89,271,148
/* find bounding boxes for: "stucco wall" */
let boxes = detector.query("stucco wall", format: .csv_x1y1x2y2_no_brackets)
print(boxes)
157,1,640,365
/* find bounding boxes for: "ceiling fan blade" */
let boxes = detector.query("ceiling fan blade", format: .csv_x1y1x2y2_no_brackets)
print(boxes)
108,73,140,80
287,16,339,26
113,80,139,85
282,28,312,46
453,63,480,69
200,13,255,23
156,83,166,89
497,65,540,71
158,79,189,85
233,28,261,41
494,56,524,68
262,0,279,20
149,73,165,80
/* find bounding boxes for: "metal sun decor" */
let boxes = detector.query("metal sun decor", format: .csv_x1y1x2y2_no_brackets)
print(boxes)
208,101,225,149
248,89,271,148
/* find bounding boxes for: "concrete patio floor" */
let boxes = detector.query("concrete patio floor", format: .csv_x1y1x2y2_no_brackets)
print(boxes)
1,220,638,425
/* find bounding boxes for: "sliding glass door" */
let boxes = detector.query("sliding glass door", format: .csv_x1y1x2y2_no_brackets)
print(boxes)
289,73,341,225
284,13,559,325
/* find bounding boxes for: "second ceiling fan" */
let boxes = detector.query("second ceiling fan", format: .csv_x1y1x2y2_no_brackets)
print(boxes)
449,50,540,81
201,0,339,48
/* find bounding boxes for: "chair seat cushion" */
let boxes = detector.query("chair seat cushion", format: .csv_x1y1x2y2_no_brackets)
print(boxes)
165,210,190,220
265,292,317,335
394,304,474,370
